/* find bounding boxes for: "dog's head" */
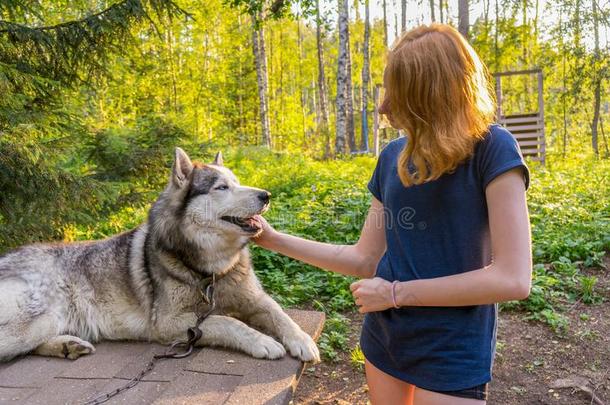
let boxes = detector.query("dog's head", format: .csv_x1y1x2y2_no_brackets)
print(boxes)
169,147,270,237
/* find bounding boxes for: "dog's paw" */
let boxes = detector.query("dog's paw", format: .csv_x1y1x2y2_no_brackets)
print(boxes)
63,337,96,360
35,335,96,360
284,331,320,363
249,335,286,360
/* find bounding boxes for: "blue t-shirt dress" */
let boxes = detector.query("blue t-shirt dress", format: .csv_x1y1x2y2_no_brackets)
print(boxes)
361,124,530,392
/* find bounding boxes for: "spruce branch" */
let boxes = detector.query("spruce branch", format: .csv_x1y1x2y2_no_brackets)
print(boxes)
0,0,189,85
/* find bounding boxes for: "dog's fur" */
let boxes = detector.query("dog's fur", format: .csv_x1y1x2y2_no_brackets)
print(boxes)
0,148,319,363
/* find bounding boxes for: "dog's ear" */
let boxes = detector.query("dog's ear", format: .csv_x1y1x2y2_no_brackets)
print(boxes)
213,151,224,166
172,147,194,187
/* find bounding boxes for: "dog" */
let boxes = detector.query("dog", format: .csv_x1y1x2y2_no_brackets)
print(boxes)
0,148,320,363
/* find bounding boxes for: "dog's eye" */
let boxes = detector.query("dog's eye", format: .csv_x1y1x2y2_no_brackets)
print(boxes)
215,185,229,191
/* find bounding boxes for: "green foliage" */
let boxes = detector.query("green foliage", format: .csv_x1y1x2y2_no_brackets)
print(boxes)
528,157,609,267
501,156,608,329
0,136,106,249
86,117,188,186
1,0,609,359
350,344,365,370
0,0,187,85
0,145,607,354
317,313,350,361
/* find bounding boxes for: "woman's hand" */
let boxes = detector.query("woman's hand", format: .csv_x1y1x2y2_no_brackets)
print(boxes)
251,215,279,249
350,277,394,313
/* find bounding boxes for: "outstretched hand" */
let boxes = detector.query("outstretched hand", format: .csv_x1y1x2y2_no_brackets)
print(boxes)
251,215,278,249
350,277,394,313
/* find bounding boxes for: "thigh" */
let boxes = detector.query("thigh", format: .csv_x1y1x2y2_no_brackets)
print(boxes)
413,386,486,405
365,358,414,405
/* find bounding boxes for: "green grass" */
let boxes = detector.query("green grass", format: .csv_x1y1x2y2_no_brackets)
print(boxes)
49,149,610,352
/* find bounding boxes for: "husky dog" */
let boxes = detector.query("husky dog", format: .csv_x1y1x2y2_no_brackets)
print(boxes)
0,148,319,363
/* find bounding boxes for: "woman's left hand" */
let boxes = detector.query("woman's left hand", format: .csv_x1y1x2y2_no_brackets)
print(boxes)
350,277,394,313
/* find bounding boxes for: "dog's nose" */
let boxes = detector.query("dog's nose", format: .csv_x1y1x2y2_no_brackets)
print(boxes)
258,191,271,203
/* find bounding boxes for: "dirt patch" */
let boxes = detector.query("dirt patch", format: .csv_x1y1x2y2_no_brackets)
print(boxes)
293,311,368,405
294,260,610,404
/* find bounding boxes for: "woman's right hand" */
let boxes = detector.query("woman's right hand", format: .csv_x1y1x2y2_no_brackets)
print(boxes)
248,198,386,279
251,215,279,249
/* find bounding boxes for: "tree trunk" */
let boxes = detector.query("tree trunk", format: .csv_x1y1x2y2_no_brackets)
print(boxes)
600,115,610,157
345,0,356,152
336,0,349,154
316,0,331,157
401,0,407,32
361,0,370,151
458,0,469,39
429,0,435,22
522,0,528,64
591,0,600,156
394,0,398,38
534,0,540,40
560,10,568,156
494,0,499,70
297,15,306,145
166,27,178,114
252,15,271,148
373,85,380,156
383,0,388,47
439,0,444,23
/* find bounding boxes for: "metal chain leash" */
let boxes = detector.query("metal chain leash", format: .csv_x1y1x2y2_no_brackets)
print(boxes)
84,275,216,405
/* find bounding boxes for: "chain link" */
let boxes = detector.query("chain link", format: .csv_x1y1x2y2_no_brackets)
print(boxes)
83,275,216,405
84,359,157,405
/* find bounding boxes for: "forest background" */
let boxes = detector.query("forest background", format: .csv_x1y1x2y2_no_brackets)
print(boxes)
0,0,608,361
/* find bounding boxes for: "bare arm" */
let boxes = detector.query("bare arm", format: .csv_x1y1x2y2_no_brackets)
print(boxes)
253,198,387,279
351,168,532,311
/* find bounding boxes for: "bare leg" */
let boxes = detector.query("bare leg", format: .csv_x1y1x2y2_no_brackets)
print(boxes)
365,358,414,405
413,387,486,405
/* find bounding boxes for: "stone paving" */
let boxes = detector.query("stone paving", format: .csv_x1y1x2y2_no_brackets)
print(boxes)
0,309,324,405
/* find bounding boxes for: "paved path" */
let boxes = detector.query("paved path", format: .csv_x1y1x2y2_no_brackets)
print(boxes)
0,309,324,405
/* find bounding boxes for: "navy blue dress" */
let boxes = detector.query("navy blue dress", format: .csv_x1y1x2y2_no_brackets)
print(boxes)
361,124,529,391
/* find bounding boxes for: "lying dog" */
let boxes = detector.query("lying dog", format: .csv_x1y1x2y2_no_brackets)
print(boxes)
0,148,319,363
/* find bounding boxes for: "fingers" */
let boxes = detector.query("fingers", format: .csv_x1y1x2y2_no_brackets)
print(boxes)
350,280,362,292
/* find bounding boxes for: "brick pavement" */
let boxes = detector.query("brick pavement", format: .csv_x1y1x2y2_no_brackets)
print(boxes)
0,309,324,405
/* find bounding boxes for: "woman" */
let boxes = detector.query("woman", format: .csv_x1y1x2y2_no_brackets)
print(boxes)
254,24,532,405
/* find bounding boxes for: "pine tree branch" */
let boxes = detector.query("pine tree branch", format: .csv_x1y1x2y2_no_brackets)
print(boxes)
0,0,190,33
0,0,189,86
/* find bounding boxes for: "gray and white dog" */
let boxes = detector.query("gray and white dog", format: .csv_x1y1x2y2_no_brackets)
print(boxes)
0,148,319,363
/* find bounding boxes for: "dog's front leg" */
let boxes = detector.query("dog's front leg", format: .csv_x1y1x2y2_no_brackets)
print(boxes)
237,294,321,363
196,315,286,359
154,313,285,359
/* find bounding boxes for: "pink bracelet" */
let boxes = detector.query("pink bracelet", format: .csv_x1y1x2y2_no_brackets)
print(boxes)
391,280,400,309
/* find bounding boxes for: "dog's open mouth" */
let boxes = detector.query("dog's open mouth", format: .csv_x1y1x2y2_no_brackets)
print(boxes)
221,216,261,233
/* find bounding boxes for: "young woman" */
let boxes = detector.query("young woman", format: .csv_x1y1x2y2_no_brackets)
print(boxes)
253,24,532,405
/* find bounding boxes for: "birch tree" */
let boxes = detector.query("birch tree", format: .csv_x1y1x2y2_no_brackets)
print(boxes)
361,0,371,151
383,0,388,47
345,7,357,153
252,14,272,148
439,0,444,23
591,0,600,156
335,0,349,154
458,0,469,39
316,0,331,157
401,0,407,32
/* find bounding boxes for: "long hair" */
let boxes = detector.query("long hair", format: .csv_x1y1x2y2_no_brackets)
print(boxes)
384,24,496,186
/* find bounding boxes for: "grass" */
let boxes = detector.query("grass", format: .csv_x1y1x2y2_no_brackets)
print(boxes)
35,148,610,356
